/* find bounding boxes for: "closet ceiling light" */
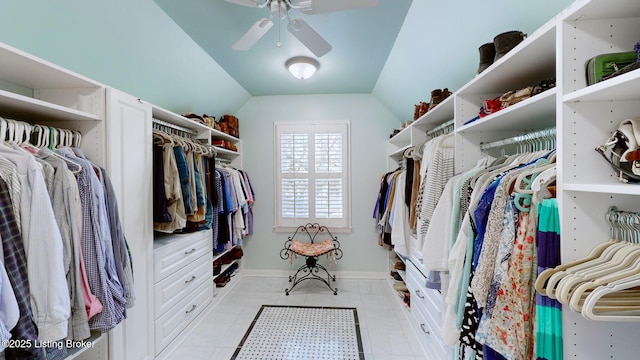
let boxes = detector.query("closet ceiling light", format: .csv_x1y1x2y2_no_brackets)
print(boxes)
285,56,319,80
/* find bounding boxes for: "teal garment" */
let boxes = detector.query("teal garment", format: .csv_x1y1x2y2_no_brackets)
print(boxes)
535,198,562,360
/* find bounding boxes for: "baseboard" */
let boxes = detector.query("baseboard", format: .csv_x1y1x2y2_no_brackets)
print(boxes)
240,269,387,280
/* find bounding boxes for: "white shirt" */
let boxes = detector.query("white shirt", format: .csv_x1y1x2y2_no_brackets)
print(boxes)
0,144,70,342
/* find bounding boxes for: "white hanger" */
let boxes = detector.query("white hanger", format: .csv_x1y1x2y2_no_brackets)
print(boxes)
575,257,640,317
42,126,50,149
561,244,640,308
57,128,65,148
72,130,82,147
0,118,6,144
6,119,15,143
581,275,640,321
535,242,619,296
543,240,627,299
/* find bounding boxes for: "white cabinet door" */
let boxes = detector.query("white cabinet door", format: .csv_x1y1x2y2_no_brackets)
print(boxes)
105,88,154,360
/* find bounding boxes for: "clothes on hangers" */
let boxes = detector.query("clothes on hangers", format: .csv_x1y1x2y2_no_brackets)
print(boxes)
373,132,455,256
152,127,255,252
445,152,558,360
0,120,134,358
213,165,255,253
416,133,455,251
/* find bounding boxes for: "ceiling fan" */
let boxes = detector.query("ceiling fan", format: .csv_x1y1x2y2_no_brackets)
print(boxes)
226,0,378,57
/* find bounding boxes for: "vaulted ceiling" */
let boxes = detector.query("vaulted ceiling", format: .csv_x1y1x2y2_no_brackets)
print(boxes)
154,0,412,96
153,0,573,121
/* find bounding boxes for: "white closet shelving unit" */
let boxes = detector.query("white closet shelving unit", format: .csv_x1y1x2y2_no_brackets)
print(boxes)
385,0,640,358
558,0,640,357
151,106,213,359
150,106,245,358
0,39,248,360
0,42,110,360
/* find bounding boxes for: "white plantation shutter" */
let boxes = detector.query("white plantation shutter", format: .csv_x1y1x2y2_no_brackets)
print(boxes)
275,121,350,231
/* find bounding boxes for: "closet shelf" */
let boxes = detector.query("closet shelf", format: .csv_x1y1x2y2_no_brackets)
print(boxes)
0,42,101,90
214,146,240,157
0,88,102,122
388,144,412,160
211,128,239,142
457,20,556,95
411,95,455,132
563,71,640,103
458,88,557,134
388,125,412,146
562,0,640,21
213,261,239,281
152,105,211,137
564,183,640,196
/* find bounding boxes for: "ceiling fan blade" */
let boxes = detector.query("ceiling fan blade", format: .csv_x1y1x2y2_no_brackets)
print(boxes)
299,0,378,14
232,18,274,51
225,0,262,8
287,18,332,57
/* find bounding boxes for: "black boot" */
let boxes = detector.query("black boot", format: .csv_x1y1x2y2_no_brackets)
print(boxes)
477,42,496,74
493,30,526,62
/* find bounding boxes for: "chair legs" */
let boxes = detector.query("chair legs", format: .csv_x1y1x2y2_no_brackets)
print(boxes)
285,256,337,295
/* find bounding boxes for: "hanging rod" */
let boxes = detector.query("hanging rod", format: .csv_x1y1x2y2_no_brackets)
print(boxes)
152,118,198,136
480,127,556,151
426,119,455,137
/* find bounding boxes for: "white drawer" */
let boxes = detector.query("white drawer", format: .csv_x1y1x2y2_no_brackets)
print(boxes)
411,300,438,358
406,262,444,334
154,281,212,355
154,230,212,282
413,289,442,335
412,303,452,359
154,253,213,318
407,262,443,311
422,285,443,312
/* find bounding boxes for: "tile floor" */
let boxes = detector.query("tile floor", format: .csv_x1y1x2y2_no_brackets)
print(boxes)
233,305,362,359
166,275,427,360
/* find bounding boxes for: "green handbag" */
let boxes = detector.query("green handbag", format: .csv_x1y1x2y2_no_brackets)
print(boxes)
585,51,637,85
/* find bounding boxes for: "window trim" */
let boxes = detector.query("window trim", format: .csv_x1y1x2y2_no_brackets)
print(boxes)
273,120,351,233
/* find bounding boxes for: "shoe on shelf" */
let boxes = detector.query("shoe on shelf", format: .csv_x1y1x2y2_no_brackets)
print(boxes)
229,263,240,277
229,246,244,260
403,293,410,308
394,261,406,271
390,271,403,282
214,272,230,288
477,42,496,74
393,282,408,292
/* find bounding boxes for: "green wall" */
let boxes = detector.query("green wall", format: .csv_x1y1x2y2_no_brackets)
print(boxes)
0,0,250,117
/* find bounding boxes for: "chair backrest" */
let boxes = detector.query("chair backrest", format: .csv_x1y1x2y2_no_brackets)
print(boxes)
288,223,336,244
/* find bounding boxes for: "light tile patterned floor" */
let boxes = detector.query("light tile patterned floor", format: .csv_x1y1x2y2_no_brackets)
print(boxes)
165,276,427,360
232,305,363,360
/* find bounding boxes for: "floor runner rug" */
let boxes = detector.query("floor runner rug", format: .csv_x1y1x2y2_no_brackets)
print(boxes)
231,305,365,360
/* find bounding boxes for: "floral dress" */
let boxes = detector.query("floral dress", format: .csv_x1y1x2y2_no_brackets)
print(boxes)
476,205,538,360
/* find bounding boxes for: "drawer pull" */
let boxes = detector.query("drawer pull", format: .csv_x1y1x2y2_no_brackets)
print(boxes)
184,248,197,255
420,323,430,335
416,290,425,299
184,275,196,284
185,305,197,314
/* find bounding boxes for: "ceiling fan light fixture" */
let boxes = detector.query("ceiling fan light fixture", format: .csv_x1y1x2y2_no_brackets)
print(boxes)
286,56,319,80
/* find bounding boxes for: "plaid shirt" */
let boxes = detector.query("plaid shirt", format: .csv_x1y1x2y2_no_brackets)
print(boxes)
60,149,126,333
0,177,45,359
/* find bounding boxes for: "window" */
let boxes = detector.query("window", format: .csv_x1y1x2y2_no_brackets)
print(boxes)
274,121,351,231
